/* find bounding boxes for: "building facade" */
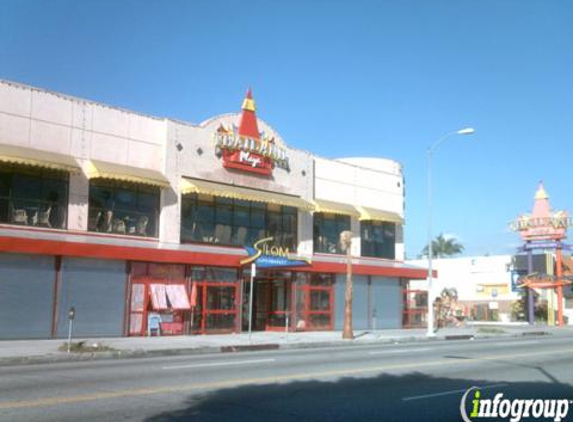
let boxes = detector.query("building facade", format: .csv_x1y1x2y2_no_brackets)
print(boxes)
0,80,427,339
408,255,519,322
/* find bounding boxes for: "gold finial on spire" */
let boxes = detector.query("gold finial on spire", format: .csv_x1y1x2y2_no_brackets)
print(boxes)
535,180,549,200
241,87,256,112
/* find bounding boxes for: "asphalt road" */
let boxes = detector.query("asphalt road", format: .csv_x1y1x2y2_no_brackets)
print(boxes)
1,334,573,422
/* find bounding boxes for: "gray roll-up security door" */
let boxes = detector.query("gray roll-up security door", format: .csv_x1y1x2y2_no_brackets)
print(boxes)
0,253,55,339
57,258,127,338
334,274,369,330
371,276,401,329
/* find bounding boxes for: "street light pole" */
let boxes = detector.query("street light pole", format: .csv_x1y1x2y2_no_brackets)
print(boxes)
426,127,474,337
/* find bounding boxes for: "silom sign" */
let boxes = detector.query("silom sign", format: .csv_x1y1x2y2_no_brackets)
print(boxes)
240,237,310,269
213,89,290,176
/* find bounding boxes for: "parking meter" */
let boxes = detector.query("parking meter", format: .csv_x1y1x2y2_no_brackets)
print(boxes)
67,306,76,353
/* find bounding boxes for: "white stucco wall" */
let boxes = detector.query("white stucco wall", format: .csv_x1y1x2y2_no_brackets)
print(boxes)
0,79,408,261
0,81,166,169
314,156,405,260
407,255,519,303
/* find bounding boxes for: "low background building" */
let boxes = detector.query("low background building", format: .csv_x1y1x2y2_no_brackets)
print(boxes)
408,255,519,323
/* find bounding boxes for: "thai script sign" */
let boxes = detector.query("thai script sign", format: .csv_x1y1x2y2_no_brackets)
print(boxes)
214,126,290,176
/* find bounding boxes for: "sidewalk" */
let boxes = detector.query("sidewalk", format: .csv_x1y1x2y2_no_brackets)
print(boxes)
0,324,568,367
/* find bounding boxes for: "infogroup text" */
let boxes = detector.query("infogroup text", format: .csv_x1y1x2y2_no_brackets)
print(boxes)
460,387,571,422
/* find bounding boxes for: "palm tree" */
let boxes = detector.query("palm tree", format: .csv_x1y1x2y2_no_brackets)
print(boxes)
340,230,353,340
420,233,464,258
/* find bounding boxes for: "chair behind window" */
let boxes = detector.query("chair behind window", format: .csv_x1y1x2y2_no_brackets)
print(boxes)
103,210,113,232
236,227,248,245
214,224,224,243
11,208,27,225
88,211,102,231
136,215,149,236
113,218,126,234
37,207,51,227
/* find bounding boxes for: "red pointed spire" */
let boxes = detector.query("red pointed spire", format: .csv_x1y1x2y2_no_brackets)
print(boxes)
532,180,551,218
238,88,260,140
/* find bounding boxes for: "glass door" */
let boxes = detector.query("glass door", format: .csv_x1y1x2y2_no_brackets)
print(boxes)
266,274,292,331
191,282,239,334
306,286,333,330
205,283,237,333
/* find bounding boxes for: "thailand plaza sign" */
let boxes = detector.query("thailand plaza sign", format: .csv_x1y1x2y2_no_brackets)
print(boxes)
213,126,290,176
213,89,290,176
509,183,573,242
240,237,310,269
509,214,573,241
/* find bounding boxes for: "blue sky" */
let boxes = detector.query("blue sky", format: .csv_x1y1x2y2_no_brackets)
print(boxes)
1,0,572,258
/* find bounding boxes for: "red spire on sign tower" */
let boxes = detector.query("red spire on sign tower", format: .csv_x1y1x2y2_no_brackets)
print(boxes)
531,180,551,218
238,88,260,140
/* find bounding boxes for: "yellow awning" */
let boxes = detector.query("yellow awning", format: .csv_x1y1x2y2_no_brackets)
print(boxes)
180,178,314,210
0,143,80,173
313,198,361,217
86,160,170,188
357,206,404,224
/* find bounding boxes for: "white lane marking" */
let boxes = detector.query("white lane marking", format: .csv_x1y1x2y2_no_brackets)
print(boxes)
162,358,276,370
491,340,540,347
402,383,509,402
369,347,433,355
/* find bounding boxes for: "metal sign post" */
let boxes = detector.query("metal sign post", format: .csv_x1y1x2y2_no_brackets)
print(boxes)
248,263,256,344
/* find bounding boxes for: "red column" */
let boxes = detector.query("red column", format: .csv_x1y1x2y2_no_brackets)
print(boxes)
556,247,564,326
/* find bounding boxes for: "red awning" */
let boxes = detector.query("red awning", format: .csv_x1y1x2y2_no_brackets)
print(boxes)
149,284,168,310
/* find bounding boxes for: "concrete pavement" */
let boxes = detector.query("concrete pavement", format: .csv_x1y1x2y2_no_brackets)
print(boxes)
0,323,569,367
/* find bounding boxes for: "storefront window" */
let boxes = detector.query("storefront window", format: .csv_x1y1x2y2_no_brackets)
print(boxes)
310,273,335,286
128,263,188,336
310,290,330,311
190,266,238,282
88,180,160,237
360,220,396,259
181,194,297,249
206,285,236,310
313,213,350,254
0,164,68,229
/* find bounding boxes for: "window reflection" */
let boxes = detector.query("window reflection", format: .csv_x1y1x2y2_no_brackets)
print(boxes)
313,213,350,254
88,180,160,237
0,164,69,229
360,220,396,259
181,194,297,249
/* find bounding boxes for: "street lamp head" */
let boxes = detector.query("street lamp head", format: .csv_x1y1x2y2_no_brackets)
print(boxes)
457,127,475,135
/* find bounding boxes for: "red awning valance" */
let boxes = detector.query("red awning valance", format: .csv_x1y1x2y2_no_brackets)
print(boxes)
166,284,191,310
